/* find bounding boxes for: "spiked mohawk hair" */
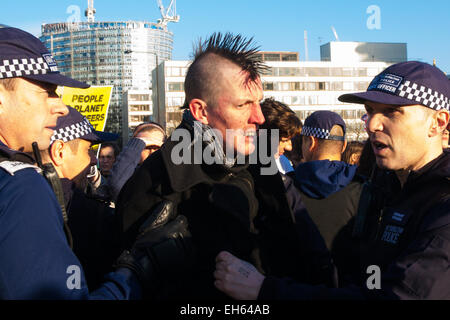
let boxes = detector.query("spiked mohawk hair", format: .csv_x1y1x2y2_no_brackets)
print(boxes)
193,32,267,81
182,32,268,109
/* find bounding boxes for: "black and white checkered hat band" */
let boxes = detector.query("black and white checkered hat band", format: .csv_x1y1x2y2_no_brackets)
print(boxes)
51,119,94,143
0,57,54,79
301,126,332,139
398,81,450,111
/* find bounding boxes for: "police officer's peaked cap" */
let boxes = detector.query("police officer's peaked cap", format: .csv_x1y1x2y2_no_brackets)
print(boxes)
51,107,118,145
0,27,89,88
301,110,346,141
339,61,450,112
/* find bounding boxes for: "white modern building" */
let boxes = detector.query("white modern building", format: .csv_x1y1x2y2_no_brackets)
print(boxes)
321,41,407,63
122,89,153,143
152,60,188,133
261,60,392,140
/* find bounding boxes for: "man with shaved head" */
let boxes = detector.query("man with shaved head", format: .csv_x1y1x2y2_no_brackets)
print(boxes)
116,33,332,299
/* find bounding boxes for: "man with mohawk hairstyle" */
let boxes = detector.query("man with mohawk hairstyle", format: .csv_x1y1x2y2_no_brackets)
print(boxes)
116,32,334,299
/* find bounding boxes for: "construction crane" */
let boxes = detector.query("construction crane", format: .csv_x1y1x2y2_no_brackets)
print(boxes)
156,0,180,29
85,0,96,22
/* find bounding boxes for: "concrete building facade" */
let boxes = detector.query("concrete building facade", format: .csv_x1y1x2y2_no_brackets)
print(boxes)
122,89,153,143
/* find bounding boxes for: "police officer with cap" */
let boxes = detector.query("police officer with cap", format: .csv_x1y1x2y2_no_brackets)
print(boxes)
38,106,120,289
0,27,192,299
213,61,450,300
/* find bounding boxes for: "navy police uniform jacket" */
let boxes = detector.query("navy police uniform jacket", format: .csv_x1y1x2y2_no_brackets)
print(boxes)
0,143,140,299
259,150,450,300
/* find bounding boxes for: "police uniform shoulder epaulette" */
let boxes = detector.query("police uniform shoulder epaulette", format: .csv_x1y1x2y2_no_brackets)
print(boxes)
0,160,41,176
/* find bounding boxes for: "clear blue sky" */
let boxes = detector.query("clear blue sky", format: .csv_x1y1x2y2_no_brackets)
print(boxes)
3,0,450,73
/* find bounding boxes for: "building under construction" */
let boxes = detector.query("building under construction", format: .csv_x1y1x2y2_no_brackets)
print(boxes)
40,0,179,136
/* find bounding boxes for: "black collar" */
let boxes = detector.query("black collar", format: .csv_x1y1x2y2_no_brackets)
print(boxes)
159,121,249,192
0,141,35,164
407,149,450,184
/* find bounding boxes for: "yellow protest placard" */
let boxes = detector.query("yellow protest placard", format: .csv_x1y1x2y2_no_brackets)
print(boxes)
57,86,113,132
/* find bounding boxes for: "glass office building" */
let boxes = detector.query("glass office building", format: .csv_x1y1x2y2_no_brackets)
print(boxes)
40,21,173,134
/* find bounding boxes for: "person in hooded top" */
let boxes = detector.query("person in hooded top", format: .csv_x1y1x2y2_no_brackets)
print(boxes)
291,111,363,256
295,110,356,199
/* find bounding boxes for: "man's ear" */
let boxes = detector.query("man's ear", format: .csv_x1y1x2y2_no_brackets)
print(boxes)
49,140,65,167
430,110,450,137
189,98,209,125
0,85,8,115
309,136,317,152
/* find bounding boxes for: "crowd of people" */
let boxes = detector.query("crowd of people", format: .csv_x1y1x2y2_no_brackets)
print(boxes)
0,26,449,300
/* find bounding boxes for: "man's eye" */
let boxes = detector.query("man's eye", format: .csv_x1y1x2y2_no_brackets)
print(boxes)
44,87,59,98
238,102,253,108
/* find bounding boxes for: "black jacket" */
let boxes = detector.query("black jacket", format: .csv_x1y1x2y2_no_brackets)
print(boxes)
116,120,333,299
62,179,121,290
299,179,364,282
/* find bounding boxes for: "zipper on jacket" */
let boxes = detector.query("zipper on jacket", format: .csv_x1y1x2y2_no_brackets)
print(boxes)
374,208,385,241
